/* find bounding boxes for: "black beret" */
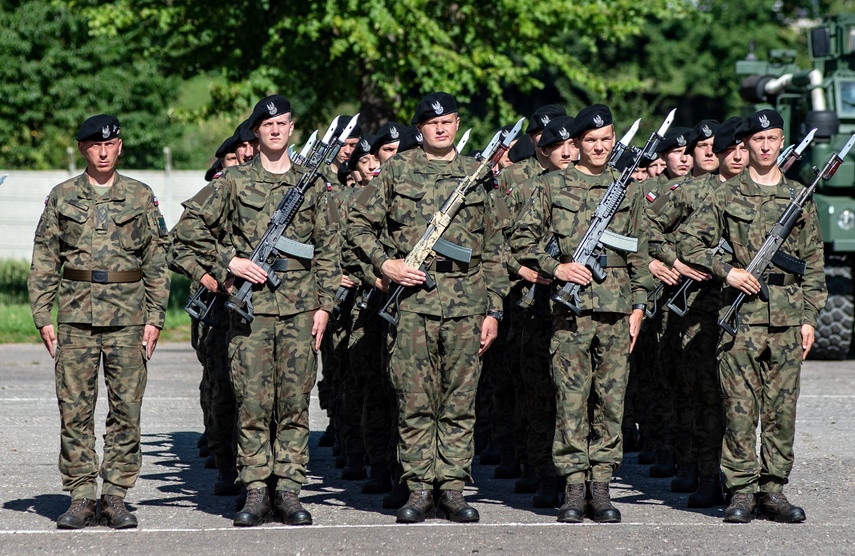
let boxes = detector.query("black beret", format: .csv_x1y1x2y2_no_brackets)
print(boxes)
569,104,612,139
614,147,641,173
336,163,352,186
525,104,567,134
508,135,536,163
76,114,121,142
636,151,658,169
215,134,239,159
397,126,423,153
411,92,458,125
347,134,376,168
370,122,404,153
204,159,222,182
734,109,784,140
248,94,291,129
685,119,721,153
655,126,693,154
712,117,744,154
333,115,363,142
537,116,575,148
235,119,256,143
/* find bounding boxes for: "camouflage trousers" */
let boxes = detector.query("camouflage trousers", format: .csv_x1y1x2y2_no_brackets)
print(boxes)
631,313,662,448
190,317,211,440
486,302,526,460
202,306,237,473
640,311,673,453
389,313,482,491
516,308,556,479
228,312,317,493
551,312,630,484
718,323,802,494
55,323,147,500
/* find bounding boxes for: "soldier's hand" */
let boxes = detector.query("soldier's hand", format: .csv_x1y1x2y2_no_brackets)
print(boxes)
628,309,644,353
801,323,815,360
375,276,389,292
726,268,761,295
649,259,681,285
142,324,161,360
341,275,358,288
200,273,219,293
673,259,711,282
381,259,426,287
518,265,552,285
479,316,500,356
312,310,330,351
39,324,58,358
228,257,268,284
553,262,592,286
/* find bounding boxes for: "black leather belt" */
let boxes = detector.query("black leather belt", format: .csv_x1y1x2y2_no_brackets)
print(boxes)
63,268,142,284
433,256,481,273
559,254,626,267
270,258,312,272
766,273,797,286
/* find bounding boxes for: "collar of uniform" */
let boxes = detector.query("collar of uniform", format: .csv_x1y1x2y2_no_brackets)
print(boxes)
564,164,617,189
736,167,786,197
76,171,126,201
249,156,306,185
412,148,469,177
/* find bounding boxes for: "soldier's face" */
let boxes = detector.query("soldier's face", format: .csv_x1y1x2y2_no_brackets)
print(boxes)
632,167,647,182
542,139,578,171
718,142,748,180
574,126,614,171
692,138,719,173
355,154,379,182
498,139,517,169
338,138,361,164
664,146,692,177
746,130,784,170
79,138,122,175
223,152,239,167
255,114,294,154
646,158,666,178
376,142,399,163
418,114,459,153
236,141,255,163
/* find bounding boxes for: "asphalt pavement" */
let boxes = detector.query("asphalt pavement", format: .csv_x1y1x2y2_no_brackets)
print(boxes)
0,342,853,555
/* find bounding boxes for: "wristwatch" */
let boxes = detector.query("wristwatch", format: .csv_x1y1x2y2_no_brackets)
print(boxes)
486,310,504,322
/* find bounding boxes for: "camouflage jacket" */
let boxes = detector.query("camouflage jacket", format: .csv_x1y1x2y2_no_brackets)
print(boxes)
346,148,509,317
170,157,340,317
677,168,827,327
168,180,224,284
511,164,652,314
497,157,544,276
28,172,170,329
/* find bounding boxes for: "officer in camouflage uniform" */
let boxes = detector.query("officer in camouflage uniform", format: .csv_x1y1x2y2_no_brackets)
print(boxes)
678,109,827,523
347,92,509,523
171,95,339,527
28,114,171,529
511,104,651,523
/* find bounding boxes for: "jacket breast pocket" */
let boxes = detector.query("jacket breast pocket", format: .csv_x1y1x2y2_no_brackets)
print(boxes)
550,194,582,239
724,199,758,257
236,186,269,238
114,207,149,252
57,202,90,247
389,182,426,226
460,189,486,233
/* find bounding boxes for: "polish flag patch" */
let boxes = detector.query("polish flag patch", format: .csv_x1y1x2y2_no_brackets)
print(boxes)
646,192,657,203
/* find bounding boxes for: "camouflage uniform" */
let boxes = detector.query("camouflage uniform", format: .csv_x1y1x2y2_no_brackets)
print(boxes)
678,168,826,494
511,164,651,485
347,148,509,492
28,172,170,500
171,158,339,493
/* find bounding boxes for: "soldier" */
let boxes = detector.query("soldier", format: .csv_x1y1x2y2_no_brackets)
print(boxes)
28,114,171,529
645,156,666,179
511,104,651,523
678,109,826,523
347,92,509,523
234,119,257,164
330,115,362,175
371,122,406,164
686,119,720,178
171,94,339,527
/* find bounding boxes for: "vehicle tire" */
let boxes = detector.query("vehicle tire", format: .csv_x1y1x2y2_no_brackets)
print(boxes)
810,256,853,360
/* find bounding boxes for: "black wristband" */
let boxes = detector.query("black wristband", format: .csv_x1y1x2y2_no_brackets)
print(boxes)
632,304,646,312
486,310,504,322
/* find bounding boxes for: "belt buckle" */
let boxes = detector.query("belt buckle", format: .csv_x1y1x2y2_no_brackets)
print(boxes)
434,259,453,273
92,270,108,284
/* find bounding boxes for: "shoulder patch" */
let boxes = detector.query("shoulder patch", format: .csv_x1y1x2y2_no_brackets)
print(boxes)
646,192,657,203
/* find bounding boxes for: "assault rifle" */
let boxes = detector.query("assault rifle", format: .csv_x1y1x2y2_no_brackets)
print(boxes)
456,129,472,153
291,130,318,166
377,118,526,326
224,114,361,323
719,132,855,337
551,110,676,314
654,128,817,319
607,119,641,169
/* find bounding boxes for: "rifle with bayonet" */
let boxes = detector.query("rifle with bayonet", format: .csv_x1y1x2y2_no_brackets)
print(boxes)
551,109,676,314
224,114,361,323
718,132,855,337
377,118,526,326
654,128,817,320
291,130,318,166
456,129,472,153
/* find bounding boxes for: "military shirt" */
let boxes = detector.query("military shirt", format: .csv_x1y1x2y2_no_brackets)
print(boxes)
511,164,652,313
171,157,339,317
28,172,170,329
168,181,223,283
346,148,509,317
677,167,827,327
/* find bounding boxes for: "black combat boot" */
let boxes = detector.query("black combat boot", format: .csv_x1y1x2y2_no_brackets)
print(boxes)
687,474,725,508
622,423,641,452
341,454,367,480
514,465,539,493
588,482,621,523
233,487,271,526
637,433,655,464
274,491,312,525
214,468,241,496
494,449,522,479
318,423,336,447
362,464,392,494
99,495,138,529
649,449,677,478
757,492,806,523
532,475,562,508
56,498,96,529
396,490,434,523
436,490,479,523
670,461,699,493
556,483,586,523
723,492,756,523
204,454,217,469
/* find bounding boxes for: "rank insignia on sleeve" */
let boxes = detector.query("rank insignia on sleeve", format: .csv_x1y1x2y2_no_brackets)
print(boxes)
646,192,657,203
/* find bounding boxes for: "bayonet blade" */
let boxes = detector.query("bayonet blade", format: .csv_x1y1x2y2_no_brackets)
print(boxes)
337,113,360,143
656,109,677,138
838,132,855,161
456,128,472,153
298,130,318,160
320,116,339,146
794,128,817,158
617,118,641,149
0,174,7,186
480,130,504,160
501,117,526,149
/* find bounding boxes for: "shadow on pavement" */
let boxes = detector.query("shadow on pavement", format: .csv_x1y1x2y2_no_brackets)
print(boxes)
3,493,70,522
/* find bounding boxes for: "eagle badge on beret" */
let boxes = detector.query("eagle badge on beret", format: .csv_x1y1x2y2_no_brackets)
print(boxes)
759,114,770,128
541,115,551,125
702,125,713,137
101,126,110,139
593,115,604,128
390,126,399,139
558,128,569,141
677,135,686,147
267,102,278,116
431,101,444,115
360,138,370,151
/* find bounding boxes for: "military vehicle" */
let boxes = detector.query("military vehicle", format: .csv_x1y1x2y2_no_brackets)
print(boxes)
736,14,855,359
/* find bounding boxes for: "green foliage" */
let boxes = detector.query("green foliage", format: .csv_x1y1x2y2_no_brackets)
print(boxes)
0,259,31,304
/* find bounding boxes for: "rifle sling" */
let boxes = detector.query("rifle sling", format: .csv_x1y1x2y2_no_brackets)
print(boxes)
560,253,626,268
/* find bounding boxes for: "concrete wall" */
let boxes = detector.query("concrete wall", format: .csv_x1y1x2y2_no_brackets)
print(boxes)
0,170,207,261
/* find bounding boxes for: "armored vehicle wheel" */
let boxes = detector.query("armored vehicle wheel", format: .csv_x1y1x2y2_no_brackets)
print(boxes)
810,257,853,360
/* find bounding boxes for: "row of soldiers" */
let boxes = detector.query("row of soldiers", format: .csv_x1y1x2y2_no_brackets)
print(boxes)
30,89,827,529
